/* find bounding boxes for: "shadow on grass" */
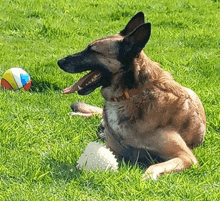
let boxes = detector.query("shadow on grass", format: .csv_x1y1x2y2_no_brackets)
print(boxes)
42,151,165,184
121,150,165,168
30,78,63,92
43,157,82,182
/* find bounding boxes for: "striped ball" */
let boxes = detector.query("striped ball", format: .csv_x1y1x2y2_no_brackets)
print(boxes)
1,67,31,91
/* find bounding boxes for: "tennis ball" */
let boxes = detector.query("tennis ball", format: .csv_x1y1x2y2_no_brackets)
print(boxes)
1,67,31,91
77,142,118,171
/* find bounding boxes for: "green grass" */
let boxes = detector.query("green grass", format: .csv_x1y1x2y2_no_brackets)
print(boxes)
0,0,220,200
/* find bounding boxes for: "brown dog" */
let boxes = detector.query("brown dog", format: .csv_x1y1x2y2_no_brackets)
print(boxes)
58,12,206,180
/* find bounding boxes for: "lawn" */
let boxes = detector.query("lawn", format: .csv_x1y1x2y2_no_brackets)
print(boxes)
0,0,220,200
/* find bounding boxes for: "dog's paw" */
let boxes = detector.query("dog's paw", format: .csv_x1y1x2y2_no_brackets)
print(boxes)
68,112,93,118
142,172,158,181
142,165,163,181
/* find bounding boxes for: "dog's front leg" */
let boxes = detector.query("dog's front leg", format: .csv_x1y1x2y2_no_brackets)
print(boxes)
69,102,103,118
142,156,197,180
142,128,199,180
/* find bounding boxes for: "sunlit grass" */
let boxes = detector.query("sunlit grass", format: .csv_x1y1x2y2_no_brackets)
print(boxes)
0,0,220,200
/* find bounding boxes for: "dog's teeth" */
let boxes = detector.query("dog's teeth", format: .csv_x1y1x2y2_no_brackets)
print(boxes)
78,86,82,90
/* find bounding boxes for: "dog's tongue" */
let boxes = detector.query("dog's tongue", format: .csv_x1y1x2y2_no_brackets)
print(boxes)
62,71,101,94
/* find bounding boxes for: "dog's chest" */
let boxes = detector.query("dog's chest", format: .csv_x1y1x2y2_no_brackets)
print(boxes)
105,104,123,132
104,102,129,137
103,101,153,150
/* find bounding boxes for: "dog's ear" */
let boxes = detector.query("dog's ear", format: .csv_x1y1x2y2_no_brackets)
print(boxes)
121,23,151,60
119,23,150,89
120,12,145,36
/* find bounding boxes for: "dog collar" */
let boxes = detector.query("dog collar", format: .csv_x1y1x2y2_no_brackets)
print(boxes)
111,88,139,102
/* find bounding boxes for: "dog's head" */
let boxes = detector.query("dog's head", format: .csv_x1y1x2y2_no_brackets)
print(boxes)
58,12,151,95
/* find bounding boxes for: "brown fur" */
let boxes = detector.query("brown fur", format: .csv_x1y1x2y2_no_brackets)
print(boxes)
58,12,206,180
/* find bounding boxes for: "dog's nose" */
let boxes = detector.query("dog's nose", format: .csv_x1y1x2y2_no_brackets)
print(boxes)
57,59,66,67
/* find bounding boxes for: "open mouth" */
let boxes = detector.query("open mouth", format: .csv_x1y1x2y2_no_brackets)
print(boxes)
62,71,102,95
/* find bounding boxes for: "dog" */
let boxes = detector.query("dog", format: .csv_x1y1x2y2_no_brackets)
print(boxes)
58,12,206,180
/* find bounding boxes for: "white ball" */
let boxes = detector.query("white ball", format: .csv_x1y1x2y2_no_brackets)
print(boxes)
76,142,118,171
